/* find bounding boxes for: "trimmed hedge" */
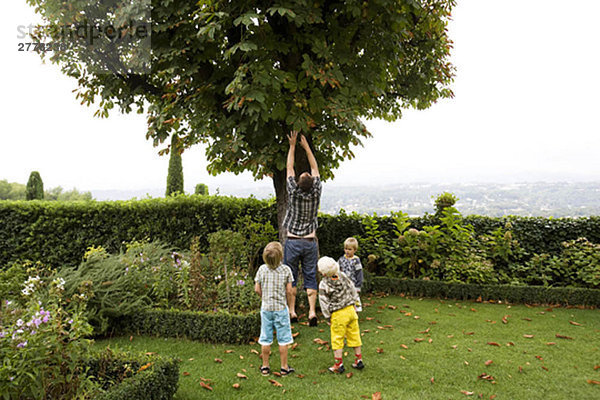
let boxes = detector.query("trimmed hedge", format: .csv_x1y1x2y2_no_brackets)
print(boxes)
110,308,261,344
0,196,275,268
1,196,600,269
370,277,600,307
88,351,179,400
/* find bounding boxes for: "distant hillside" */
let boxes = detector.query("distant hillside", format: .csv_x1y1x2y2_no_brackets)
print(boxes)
90,182,600,218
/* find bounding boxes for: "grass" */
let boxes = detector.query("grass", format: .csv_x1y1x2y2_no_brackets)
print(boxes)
95,295,600,399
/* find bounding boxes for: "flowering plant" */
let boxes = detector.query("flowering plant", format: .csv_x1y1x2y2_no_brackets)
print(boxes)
0,272,98,399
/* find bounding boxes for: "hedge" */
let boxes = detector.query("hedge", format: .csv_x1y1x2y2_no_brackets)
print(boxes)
1,196,600,269
370,277,600,307
0,196,275,268
110,308,261,344
87,350,179,400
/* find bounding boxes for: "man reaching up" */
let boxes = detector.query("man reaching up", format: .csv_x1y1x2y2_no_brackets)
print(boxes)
283,131,322,327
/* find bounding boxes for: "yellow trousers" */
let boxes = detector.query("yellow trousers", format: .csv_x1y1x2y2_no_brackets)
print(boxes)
330,305,362,350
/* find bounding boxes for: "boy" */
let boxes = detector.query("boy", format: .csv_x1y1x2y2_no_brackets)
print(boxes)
317,256,365,374
337,237,364,311
254,242,295,376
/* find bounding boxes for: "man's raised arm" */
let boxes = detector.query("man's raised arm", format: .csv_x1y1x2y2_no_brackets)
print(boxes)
286,131,298,178
300,135,320,177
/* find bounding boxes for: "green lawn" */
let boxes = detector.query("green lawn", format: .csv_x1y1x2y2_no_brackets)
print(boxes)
95,295,600,399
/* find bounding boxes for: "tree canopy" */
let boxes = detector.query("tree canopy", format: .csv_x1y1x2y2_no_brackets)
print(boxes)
28,0,455,223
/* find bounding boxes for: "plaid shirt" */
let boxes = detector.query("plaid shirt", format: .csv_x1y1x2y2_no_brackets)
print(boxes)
318,271,359,319
254,263,293,311
338,256,364,289
283,176,322,236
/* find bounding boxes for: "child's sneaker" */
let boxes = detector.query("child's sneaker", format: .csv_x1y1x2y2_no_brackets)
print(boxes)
328,363,345,374
352,359,365,369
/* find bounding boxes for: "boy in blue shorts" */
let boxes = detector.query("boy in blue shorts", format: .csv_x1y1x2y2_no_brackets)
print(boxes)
254,241,295,376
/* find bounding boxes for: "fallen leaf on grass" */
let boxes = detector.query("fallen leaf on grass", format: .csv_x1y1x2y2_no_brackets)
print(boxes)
290,343,299,350
273,371,282,377
546,342,556,346
363,329,371,333
145,352,156,356
569,321,582,326
372,392,382,400
518,366,524,373
346,372,353,378
464,331,475,336
401,344,408,349
232,383,240,389
430,377,435,384
506,342,515,347
251,349,259,355
225,349,234,353
461,390,474,396
376,348,384,353
182,372,190,376
366,317,374,321
419,328,431,334
588,380,600,385
541,366,549,371
522,317,532,321
556,334,574,340
313,338,329,345
487,342,501,347
535,355,543,361
214,358,223,363
490,395,497,399
129,335,133,342
296,374,305,379
485,360,493,366
414,338,425,342
268,379,283,387
470,308,477,312
388,305,397,310
502,315,510,324
478,373,495,382
200,382,213,391
292,332,300,338
594,365,600,370
237,373,247,379
523,335,534,339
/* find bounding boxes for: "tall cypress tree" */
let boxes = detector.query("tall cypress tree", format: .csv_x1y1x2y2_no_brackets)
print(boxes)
166,135,184,196
26,171,44,200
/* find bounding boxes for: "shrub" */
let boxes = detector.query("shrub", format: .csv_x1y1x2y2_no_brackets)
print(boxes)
165,135,184,196
0,270,98,399
59,241,190,334
25,171,44,200
194,183,209,195
87,348,179,400
111,308,260,344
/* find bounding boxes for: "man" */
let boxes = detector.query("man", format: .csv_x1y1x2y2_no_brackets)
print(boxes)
283,130,321,327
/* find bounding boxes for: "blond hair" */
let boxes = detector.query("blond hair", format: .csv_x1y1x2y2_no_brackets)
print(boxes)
317,256,340,277
263,241,283,269
344,237,358,251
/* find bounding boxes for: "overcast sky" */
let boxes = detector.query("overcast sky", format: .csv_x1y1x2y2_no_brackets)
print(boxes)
1,1,599,196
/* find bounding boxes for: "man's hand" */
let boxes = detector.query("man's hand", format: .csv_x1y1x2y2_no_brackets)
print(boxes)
288,130,299,146
299,134,310,150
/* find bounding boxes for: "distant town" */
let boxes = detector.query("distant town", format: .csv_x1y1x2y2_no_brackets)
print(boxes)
92,181,600,218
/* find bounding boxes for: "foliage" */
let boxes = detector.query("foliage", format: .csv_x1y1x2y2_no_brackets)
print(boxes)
25,171,44,200
44,186,94,201
232,214,279,275
111,308,260,344
0,195,275,268
87,348,179,400
165,135,184,197
194,183,208,195
0,268,98,399
519,238,600,289
0,180,26,200
369,277,600,307
434,191,458,216
58,241,190,334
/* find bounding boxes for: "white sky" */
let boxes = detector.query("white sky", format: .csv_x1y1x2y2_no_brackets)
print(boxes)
1,1,599,195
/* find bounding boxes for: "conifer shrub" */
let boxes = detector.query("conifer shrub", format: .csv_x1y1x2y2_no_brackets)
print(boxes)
165,135,184,196
25,171,44,200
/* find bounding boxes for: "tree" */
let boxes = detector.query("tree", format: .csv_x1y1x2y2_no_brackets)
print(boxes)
195,183,209,196
166,135,184,196
26,171,44,200
28,0,455,231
